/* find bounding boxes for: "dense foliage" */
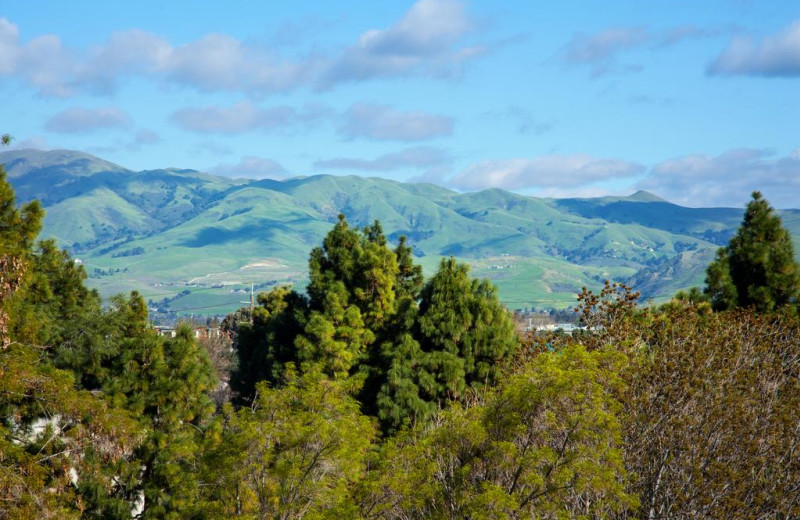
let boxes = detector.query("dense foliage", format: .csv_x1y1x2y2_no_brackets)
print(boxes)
229,215,517,433
705,191,800,311
3,150,800,519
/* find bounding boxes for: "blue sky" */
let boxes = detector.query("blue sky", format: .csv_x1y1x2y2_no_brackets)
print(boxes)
2,0,799,207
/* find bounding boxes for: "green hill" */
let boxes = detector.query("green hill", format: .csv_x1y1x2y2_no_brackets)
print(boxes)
4,148,797,314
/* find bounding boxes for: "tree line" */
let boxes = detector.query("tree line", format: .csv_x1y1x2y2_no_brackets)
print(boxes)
2,138,800,519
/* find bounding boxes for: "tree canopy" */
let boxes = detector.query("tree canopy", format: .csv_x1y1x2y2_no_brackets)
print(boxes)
705,191,800,311
228,215,518,433
4,143,800,520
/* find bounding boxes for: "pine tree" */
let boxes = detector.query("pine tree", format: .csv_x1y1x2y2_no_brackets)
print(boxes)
705,191,800,312
417,257,517,399
227,218,518,433
0,166,43,346
105,324,217,519
229,285,308,403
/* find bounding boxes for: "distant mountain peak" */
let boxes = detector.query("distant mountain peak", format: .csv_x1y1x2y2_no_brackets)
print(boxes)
627,190,667,203
0,148,129,177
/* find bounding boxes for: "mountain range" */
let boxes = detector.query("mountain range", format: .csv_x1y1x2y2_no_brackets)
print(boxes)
4,148,798,314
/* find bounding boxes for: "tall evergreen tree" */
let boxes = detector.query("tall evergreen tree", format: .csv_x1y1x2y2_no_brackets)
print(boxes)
298,216,397,378
0,165,43,346
227,217,517,433
705,191,800,312
229,285,308,403
417,257,517,397
105,324,217,519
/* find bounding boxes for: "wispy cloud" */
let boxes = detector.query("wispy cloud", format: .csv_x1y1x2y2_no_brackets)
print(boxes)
450,154,644,191
172,100,452,141
132,129,161,146
79,29,322,97
45,106,131,133
210,156,288,179
708,20,800,77
171,101,332,134
558,24,728,77
6,135,50,150
338,103,454,141
485,106,555,135
314,146,451,179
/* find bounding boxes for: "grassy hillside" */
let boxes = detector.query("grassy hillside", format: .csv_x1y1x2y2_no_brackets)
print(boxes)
4,149,798,314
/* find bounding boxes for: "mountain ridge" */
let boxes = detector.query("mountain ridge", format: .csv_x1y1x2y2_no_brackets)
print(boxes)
3,148,797,313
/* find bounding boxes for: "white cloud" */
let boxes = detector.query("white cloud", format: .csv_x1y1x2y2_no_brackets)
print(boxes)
535,186,619,199
339,103,453,141
0,19,320,97
319,0,484,86
0,2,488,98
450,154,644,191
171,101,332,134
558,27,649,77
0,18,19,75
211,156,288,179
639,148,800,208
45,107,132,133
163,34,319,95
0,18,76,97
172,100,449,140
563,27,649,64
559,24,728,77
708,20,800,76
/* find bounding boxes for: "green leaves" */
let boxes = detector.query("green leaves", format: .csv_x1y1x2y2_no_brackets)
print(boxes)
202,365,375,519
705,191,800,312
359,345,635,519
231,217,518,433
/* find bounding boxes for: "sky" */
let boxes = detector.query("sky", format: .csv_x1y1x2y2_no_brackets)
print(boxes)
2,0,799,207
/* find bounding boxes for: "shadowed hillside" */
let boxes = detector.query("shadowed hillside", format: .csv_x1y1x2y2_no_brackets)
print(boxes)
4,148,798,313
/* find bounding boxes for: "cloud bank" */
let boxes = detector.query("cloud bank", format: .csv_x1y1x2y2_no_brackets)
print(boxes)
450,154,644,191
211,156,288,179
446,147,800,209
639,148,800,208
314,146,451,179
45,107,131,133
338,103,454,141
0,0,486,98
320,0,484,86
171,102,332,134
559,24,728,77
708,20,800,77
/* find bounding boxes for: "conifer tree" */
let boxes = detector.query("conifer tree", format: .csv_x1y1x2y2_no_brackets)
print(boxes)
228,217,517,433
394,235,424,301
105,324,217,519
417,257,517,398
298,216,397,377
0,164,43,346
705,191,800,311
229,285,307,403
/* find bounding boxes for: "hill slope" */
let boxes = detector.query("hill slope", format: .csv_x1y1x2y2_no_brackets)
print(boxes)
4,149,796,313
